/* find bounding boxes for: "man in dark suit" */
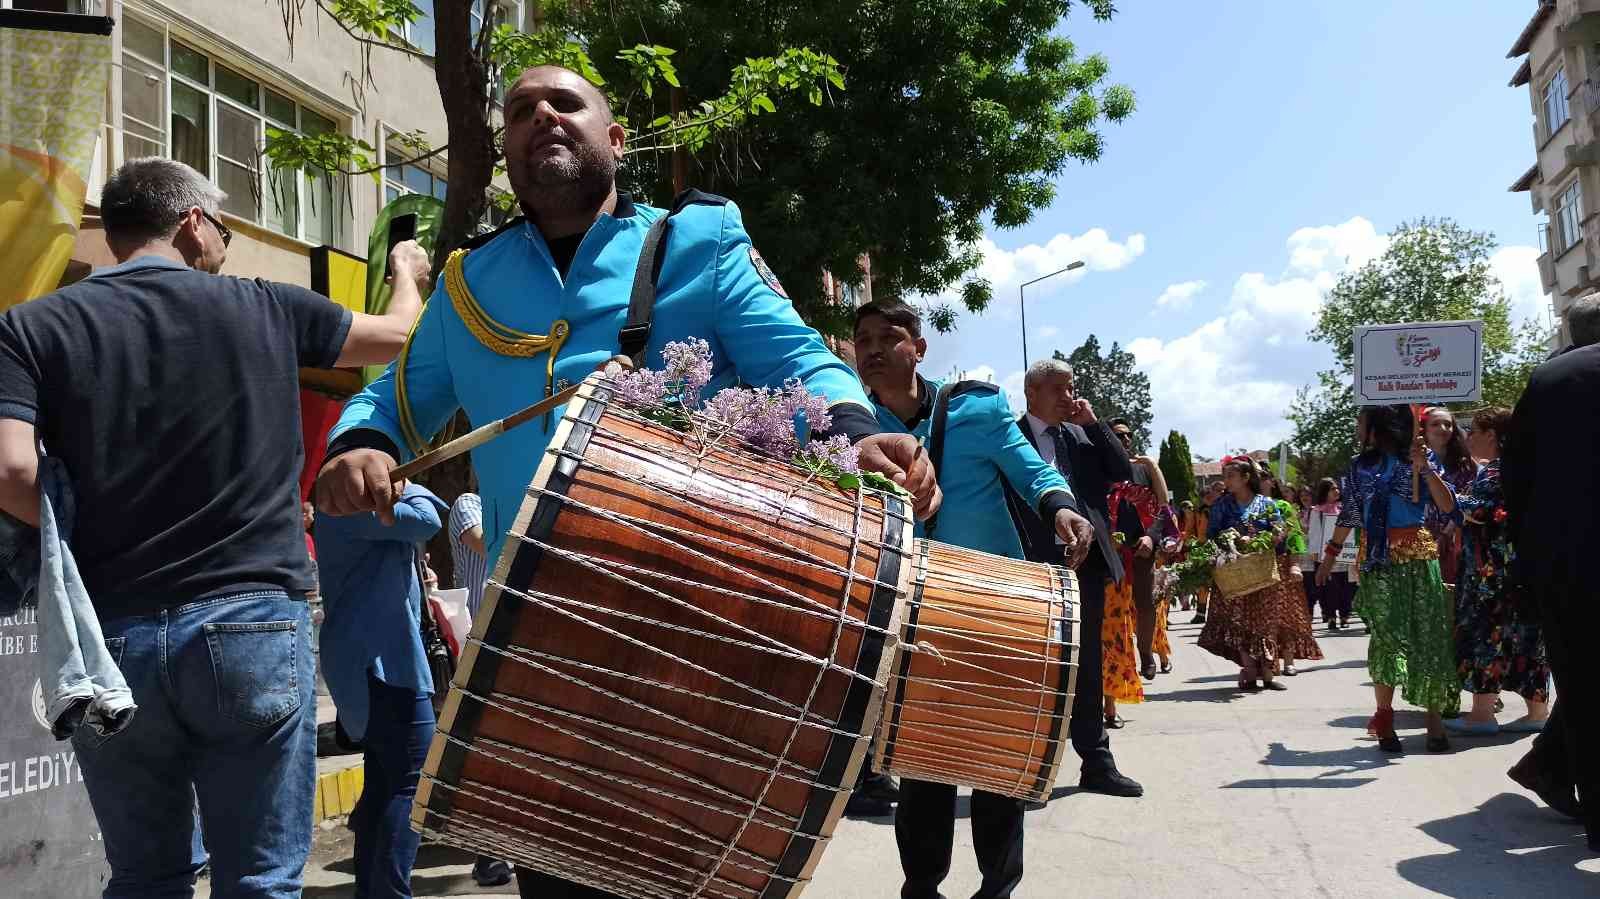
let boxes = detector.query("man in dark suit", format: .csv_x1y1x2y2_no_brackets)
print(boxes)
1004,357,1144,798
1503,294,1600,850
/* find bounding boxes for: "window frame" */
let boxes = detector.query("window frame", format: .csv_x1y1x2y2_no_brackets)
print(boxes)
1555,179,1584,254
116,13,348,247
1543,67,1572,141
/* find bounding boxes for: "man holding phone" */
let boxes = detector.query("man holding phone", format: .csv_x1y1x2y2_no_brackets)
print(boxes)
0,158,428,897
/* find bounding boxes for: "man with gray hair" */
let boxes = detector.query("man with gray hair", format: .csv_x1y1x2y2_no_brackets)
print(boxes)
0,158,427,896
1006,357,1145,797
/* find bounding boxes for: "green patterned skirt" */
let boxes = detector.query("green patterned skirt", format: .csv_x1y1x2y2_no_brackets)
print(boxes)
1353,559,1460,714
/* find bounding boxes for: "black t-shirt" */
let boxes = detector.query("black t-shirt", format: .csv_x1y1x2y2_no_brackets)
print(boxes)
0,256,352,618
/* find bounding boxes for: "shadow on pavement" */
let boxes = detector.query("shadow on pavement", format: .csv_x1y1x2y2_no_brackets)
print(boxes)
1396,792,1598,896
1219,741,1390,790
1147,685,1248,704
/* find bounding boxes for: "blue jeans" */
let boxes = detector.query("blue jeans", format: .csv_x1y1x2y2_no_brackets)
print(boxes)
73,591,315,898
350,673,434,898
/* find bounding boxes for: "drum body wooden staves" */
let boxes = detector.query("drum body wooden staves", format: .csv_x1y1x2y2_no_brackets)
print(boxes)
871,541,1078,803
413,377,913,899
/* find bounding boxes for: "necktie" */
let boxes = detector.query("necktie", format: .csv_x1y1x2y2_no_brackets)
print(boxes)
1043,425,1075,489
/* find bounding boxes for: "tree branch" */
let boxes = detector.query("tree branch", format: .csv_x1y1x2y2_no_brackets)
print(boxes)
311,0,436,65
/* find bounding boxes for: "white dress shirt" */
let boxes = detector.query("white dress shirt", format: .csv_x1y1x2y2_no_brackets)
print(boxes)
1024,412,1060,467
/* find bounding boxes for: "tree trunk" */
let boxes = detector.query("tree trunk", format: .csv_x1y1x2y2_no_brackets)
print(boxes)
431,0,496,272
419,2,498,580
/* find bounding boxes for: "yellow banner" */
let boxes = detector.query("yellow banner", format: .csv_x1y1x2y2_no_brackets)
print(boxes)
0,23,111,309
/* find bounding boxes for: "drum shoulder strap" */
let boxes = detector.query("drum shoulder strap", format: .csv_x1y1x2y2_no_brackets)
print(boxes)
924,380,996,537
619,189,728,367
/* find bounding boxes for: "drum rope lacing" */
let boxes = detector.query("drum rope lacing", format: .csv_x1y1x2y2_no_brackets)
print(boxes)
428,389,1076,891
690,464,865,898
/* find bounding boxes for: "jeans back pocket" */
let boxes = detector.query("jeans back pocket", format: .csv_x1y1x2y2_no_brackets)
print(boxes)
203,620,302,728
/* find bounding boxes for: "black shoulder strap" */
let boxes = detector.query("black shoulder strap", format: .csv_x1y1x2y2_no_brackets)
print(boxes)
922,381,959,537
620,213,670,367
618,189,731,368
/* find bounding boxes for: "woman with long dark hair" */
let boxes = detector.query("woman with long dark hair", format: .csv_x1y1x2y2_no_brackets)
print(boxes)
1317,405,1459,753
1446,407,1552,735
1422,406,1476,585
1304,477,1355,629
1262,471,1322,676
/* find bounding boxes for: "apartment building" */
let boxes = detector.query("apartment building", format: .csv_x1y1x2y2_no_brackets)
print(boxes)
1507,0,1600,347
28,0,520,289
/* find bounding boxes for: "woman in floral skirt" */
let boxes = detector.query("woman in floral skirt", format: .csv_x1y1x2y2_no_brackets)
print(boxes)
1422,406,1476,585
1317,405,1459,753
1445,407,1552,736
1199,458,1302,691
1264,472,1322,676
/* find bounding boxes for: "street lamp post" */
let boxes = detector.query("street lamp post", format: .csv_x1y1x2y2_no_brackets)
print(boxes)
1020,260,1085,371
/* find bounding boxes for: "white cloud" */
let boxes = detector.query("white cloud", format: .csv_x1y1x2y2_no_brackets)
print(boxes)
1490,245,1550,327
951,228,1147,312
1035,325,1060,340
963,364,998,384
1131,216,1385,456
1155,280,1207,310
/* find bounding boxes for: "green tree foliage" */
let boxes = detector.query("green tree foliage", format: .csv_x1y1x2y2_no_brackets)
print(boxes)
1057,335,1153,452
266,0,842,271
1289,218,1552,473
555,0,1135,333
1158,430,1198,505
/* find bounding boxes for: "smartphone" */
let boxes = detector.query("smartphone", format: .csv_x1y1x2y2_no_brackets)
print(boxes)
385,213,418,277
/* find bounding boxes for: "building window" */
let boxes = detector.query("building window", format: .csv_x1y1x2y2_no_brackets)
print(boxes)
1544,68,1571,139
380,131,512,232
119,15,345,246
1556,180,1584,252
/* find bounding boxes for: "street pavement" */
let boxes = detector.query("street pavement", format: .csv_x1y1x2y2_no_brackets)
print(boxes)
271,610,1598,898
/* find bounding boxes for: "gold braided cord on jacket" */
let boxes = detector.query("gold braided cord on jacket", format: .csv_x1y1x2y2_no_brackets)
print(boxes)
394,249,569,455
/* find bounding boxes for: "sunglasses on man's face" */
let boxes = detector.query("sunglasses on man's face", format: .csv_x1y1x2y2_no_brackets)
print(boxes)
199,209,232,247
1114,431,1132,443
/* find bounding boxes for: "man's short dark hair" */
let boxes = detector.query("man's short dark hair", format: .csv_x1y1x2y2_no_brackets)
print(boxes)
1568,292,1600,348
853,301,922,338
1109,417,1131,431
101,157,226,245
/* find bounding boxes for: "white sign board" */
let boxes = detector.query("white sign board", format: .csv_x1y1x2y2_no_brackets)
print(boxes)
1353,320,1483,405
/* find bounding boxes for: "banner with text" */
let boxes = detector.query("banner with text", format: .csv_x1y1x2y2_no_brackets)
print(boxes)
1353,320,1483,405
0,607,108,897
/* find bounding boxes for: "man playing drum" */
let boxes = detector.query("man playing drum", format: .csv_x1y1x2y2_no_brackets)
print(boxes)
315,64,940,899
853,301,1094,899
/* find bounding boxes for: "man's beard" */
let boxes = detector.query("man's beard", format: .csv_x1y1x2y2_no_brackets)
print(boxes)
516,141,617,223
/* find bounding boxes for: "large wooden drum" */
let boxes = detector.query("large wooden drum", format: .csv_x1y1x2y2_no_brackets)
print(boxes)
413,376,914,899
872,542,1078,803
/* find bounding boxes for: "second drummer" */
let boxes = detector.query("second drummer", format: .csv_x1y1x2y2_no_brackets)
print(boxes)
853,301,1093,899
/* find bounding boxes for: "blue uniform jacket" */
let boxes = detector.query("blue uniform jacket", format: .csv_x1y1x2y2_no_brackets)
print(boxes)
869,378,1074,559
332,194,874,569
313,483,445,741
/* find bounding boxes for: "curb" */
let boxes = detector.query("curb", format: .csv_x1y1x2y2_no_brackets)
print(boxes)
315,762,364,821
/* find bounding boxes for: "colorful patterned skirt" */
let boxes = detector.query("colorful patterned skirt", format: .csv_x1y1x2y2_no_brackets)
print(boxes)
1354,530,1459,714
1102,577,1145,703
1197,576,1288,667
1454,532,1550,700
1273,557,1324,663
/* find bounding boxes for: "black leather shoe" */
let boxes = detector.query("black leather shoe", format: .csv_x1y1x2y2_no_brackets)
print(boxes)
1140,661,1157,680
857,771,900,802
1080,769,1144,797
844,790,894,817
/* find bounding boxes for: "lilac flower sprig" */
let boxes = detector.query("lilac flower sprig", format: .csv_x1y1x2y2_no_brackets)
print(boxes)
602,337,891,492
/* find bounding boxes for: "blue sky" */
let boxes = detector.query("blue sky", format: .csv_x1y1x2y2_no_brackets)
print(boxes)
918,2,1549,458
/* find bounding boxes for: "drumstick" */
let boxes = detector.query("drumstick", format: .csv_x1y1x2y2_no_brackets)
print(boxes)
390,356,635,482
390,383,583,481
